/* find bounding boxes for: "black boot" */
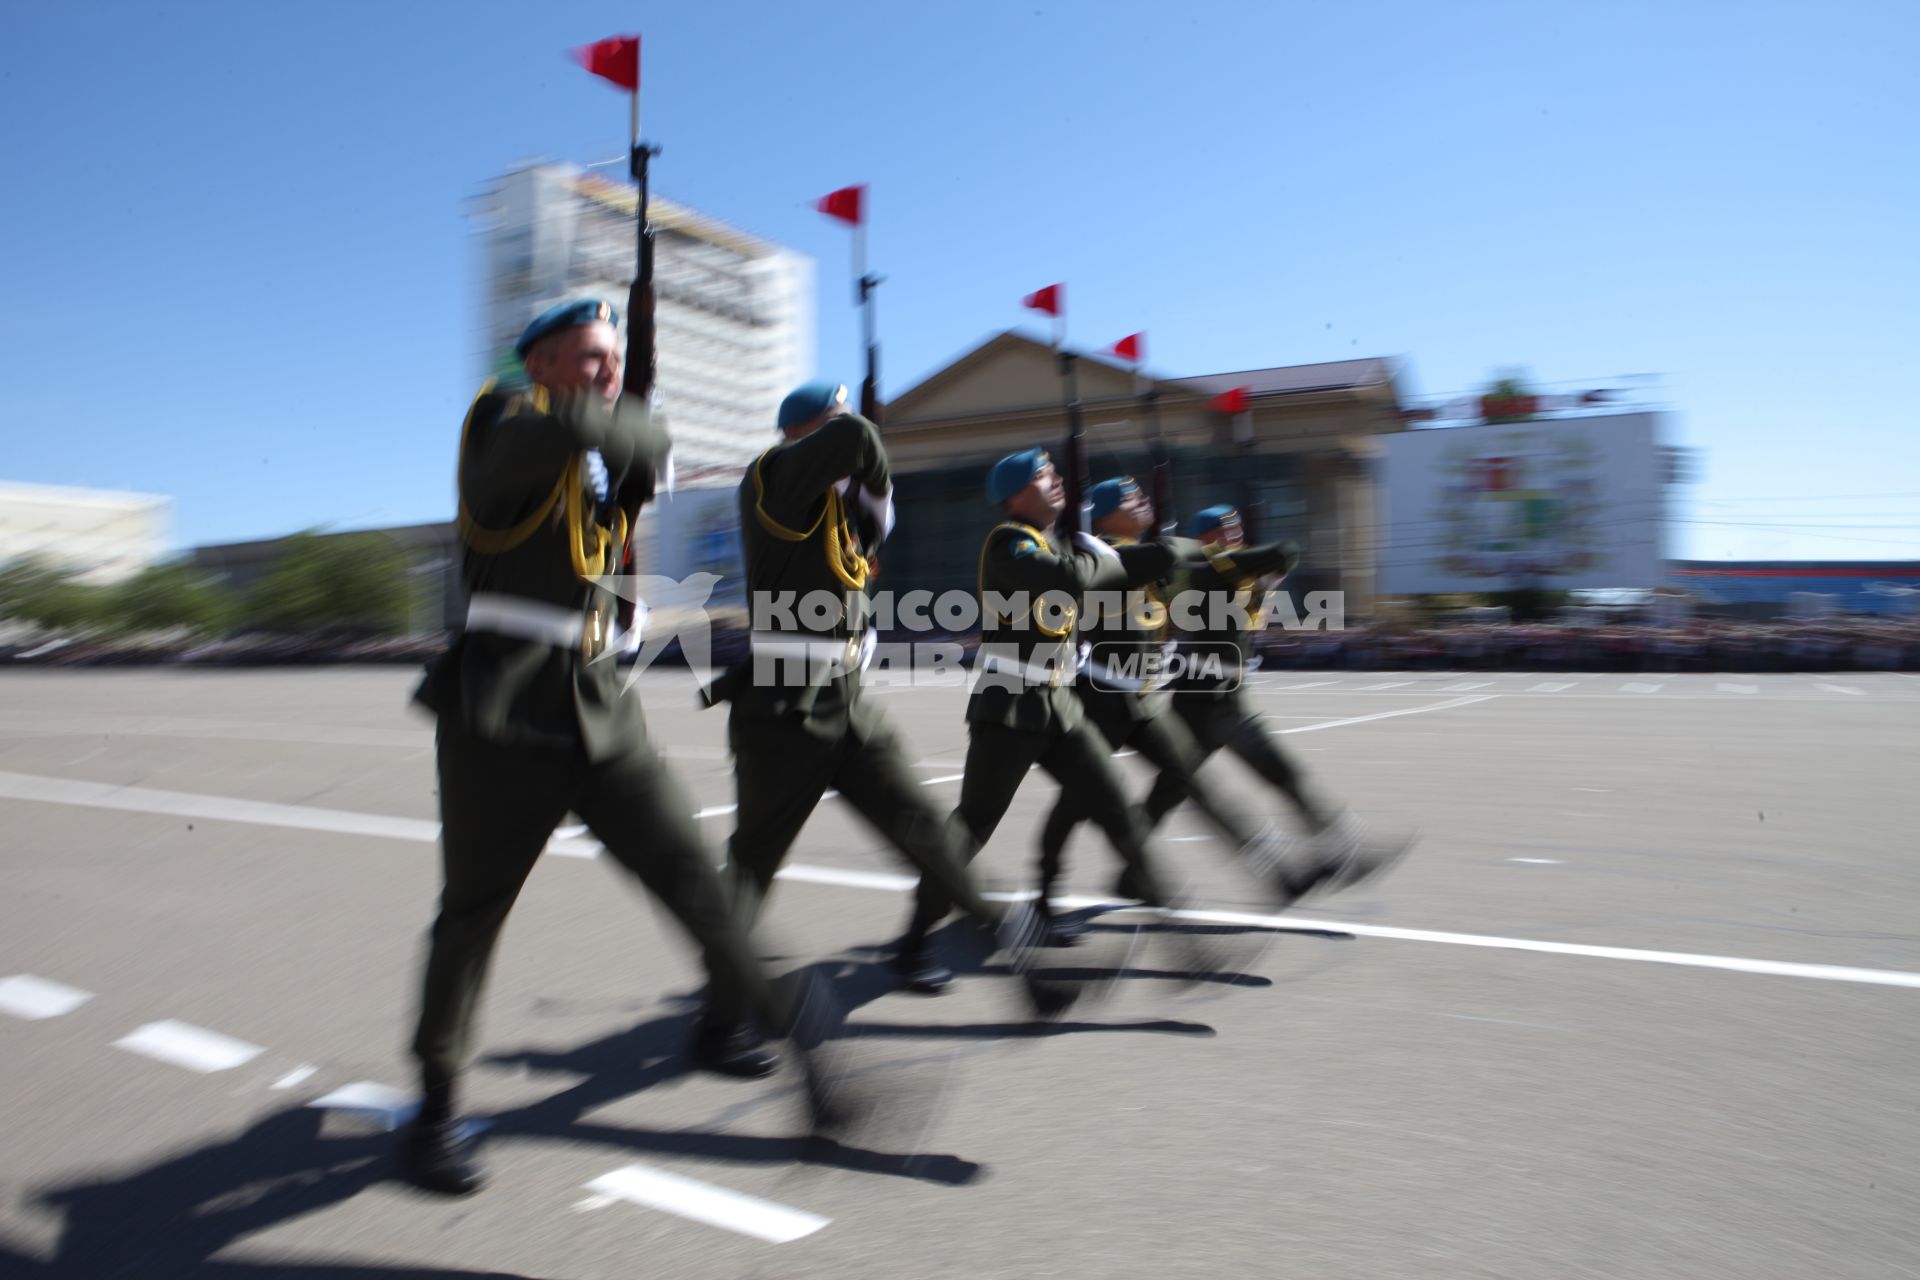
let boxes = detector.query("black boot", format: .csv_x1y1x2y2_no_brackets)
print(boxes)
995,901,1081,1018
403,1076,485,1196
890,927,953,995
690,1016,780,1079
1032,891,1085,947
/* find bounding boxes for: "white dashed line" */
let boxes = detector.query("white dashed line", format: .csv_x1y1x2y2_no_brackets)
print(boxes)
308,1080,417,1130
114,1020,264,1073
1273,694,1497,735
1528,681,1576,692
1438,681,1493,692
1507,857,1564,865
0,974,94,1021
1621,682,1664,693
582,1162,830,1243
271,1064,318,1090
1356,681,1415,690
1817,684,1863,696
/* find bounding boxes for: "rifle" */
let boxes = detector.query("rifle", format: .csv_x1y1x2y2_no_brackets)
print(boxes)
613,138,662,630
1057,349,1089,537
1143,386,1175,536
858,271,883,426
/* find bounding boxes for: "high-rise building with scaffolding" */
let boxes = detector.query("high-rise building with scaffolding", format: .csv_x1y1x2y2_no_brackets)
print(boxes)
475,163,814,488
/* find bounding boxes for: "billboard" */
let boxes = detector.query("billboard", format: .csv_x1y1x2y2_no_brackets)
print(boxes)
1378,412,1665,594
648,483,746,610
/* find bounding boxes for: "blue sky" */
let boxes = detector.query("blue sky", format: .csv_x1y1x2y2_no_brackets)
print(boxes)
3,1,1915,560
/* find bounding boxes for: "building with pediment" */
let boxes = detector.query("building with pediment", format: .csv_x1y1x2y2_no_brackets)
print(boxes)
875,331,1409,616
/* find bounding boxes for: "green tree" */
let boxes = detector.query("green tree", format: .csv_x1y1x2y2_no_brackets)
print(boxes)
118,563,241,636
0,557,115,631
248,531,413,635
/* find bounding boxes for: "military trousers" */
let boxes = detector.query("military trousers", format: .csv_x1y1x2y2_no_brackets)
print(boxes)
411,719,784,1083
707,706,1002,1023
1142,689,1333,833
908,716,1172,937
1037,686,1258,890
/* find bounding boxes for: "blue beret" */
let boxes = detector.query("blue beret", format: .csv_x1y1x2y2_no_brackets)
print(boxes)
986,448,1049,504
778,380,850,431
514,298,619,359
1089,476,1140,520
1188,505,1240,538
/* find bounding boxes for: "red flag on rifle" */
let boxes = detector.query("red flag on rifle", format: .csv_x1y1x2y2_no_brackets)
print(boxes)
1108,332,1144,363
1022,283,1063,317
572,35,640,91
816,185,865,226
1208,386,1251,414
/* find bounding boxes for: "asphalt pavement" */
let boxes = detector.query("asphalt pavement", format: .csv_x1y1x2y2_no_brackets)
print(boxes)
2,667,1916,1278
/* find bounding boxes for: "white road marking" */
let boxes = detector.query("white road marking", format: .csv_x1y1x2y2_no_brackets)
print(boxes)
1571,787,1613,793
761,863,1920,992
0,714,428,751
0,770,440,843
308,1080,417,1130
1817,684,1864,696
115,1020,264,1073
271,1064,318,1090
1274,680,1342,690
918,773,966,786
691,805,738,820
1621,682,1664,693
1528,681,1576,692
0,974,93,1021
1438,681,1492,692
1717,682,1757,693
582,1162,830,1243
1356,681,1415,690
19,771,1920,992
1272,694,1497,735
1507,857,1564,865
1168,835,1215,843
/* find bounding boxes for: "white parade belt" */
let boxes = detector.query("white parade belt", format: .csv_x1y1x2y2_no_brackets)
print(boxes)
979,645,1082,687
465,591,644,659
749,629,875,676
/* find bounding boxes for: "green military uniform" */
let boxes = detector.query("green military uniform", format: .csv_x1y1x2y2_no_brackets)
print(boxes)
1142,538,1338,833
703,409,1009,1024
1035,531,1264,896
905,519,1188,939
410,377,788,1085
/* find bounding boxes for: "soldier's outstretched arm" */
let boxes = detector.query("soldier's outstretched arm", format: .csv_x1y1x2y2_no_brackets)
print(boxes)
1115,536,1205,588
1209,540,1302,581
758,413,890,530
462,388,670,514
988,526,1131,597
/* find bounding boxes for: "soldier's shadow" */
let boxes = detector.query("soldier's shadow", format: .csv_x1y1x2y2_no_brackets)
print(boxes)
25,1107,532,1279
21,1006,982,1278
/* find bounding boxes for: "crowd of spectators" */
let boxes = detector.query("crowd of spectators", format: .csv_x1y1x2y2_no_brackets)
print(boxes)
7,616,1919,672
1253,618,1920,672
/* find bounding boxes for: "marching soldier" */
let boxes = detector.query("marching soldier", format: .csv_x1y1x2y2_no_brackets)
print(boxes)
1140,505,1408,891
406,302,845,1196
699,382,1076,1070
1032,477,1319,935
894,450,1217,987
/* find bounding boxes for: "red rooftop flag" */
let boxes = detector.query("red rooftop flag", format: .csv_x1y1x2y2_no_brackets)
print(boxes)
572,36,640,92
1108,332,1144,363
1022,283,1064,317
1208,386,1252,414
816,184,865,226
